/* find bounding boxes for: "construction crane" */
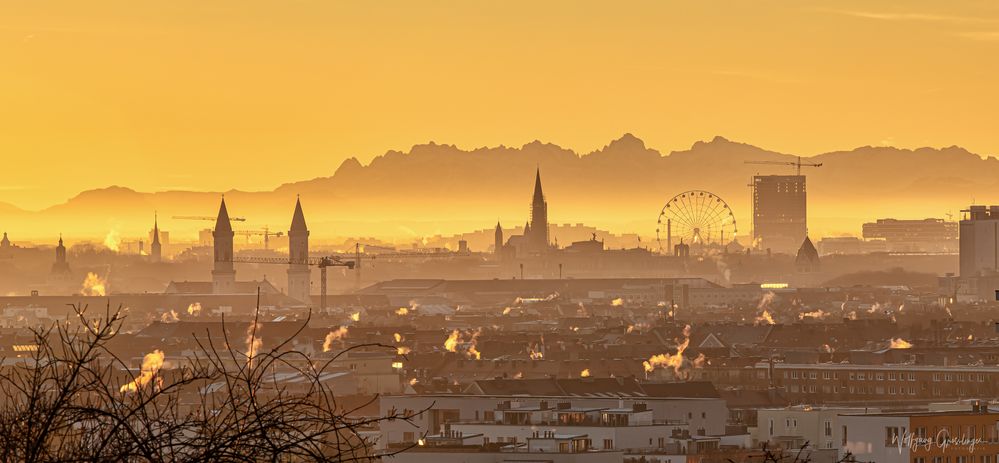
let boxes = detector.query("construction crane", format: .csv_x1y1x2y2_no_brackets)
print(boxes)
233,227,284,249
744,156,822,176
228,255,355,311
173,215,247,222
344,242,462,290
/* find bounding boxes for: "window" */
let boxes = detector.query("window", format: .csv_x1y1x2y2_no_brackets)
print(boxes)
909,373,916,381
603,439,613,450
823,372,832,380
842,425,848,446
886,426,901,446
792,371,799,379
876,373,885,380
824,421,832,437
809,372,817,380
889,372,896,380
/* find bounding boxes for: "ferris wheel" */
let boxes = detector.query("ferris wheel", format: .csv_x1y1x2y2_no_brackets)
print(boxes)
656,190,737,253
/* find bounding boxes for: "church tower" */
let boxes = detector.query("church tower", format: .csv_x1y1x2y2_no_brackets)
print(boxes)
0,232,11,259
212,197,236,294
494,222,503,258
287,197,311,304
528,168,549,252
51,234,71,276
150,213,162,263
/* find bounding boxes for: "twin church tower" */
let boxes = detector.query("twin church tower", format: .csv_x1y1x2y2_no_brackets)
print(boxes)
211,196,311,303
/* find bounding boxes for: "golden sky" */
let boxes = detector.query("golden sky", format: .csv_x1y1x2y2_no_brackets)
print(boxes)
2,0,998,210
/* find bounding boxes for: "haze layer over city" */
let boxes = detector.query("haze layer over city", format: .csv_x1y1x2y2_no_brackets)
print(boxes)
2,2,999,463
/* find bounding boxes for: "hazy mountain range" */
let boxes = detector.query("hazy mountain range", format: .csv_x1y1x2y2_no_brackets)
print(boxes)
3,134,997,244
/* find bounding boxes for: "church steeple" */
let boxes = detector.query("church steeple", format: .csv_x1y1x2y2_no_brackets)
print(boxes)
532,168,544,205
212,197,236,293
290,196,308,233
51,233,71,275
215,197,233,233
528,168,549,252
287,196,311,305
494,221,504,258
150,212,162,263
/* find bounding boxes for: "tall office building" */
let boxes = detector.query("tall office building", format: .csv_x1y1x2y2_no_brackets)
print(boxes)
959,205,999,277
752,175,806,254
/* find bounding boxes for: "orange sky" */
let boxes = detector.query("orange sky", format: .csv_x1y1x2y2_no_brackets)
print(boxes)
2,0,998,210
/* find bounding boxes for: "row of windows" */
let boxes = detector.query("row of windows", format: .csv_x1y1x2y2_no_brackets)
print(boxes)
787,384,917,395
783,370,919,381
915,456,995,463
932,373,989,382
779,370,992,382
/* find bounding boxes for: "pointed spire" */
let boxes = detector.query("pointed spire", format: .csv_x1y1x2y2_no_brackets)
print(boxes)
58,233,63,246
290,196,308,232
532,168,545,205
215,197,233,233
152,212,161,245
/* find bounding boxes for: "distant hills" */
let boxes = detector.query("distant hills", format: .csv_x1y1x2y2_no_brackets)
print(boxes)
2,134,996,244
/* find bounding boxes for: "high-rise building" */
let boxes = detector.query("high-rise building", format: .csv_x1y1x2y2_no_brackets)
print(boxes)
212,197,236,294
287,197,311,304
150,213,162,263
752,175,806,254
959,205,999,277
862,218,957,253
